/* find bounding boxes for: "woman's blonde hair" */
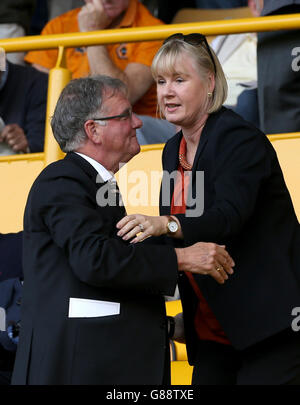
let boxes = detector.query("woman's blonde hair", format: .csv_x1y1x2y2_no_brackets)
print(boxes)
151,34,228,115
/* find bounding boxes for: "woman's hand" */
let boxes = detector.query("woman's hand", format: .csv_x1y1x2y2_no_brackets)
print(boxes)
116,214,168,243
176,242,235,284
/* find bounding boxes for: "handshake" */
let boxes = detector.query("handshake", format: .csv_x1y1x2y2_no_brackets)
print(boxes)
116,214,234,284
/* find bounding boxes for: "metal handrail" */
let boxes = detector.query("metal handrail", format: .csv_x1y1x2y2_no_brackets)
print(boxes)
0,14,300,53
0,13,300,166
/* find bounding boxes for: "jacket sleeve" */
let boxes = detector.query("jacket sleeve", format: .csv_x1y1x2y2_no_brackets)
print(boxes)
24,69,48,153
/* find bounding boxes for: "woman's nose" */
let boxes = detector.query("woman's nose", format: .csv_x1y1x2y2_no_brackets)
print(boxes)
160,81,174,96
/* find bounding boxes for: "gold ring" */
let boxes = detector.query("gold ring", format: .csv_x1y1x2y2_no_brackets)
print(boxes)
138,223,144,232
216,266,222,272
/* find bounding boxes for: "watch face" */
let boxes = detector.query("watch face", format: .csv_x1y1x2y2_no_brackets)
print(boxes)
168,221,178,233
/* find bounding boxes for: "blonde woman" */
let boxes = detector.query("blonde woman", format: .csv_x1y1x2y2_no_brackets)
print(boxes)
117,33,300,385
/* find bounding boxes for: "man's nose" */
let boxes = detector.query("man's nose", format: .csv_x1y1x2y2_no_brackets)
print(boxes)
132,113,143,129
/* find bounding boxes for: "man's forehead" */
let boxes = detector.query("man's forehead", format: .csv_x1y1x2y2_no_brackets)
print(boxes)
102,90,130,111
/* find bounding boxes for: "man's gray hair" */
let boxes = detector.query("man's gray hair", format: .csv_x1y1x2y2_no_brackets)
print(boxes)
51,75,128,152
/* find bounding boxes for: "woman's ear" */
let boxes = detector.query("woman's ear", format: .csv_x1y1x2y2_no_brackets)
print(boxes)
208,72,216,93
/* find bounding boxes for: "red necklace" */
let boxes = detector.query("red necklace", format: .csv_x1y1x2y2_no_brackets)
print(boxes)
179,137,192,170
178,120,207,171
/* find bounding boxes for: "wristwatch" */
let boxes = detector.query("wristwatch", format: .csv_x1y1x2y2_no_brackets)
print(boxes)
167,216,179,234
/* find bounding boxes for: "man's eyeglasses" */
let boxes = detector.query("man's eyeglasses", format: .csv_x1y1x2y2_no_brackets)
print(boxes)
91,109,132,126
163,33,217,74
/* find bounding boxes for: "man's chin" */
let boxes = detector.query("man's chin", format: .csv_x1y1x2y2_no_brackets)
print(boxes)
130,144,141,160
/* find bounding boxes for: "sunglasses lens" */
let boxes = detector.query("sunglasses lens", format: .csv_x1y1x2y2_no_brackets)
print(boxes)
163,33,217,74
185,34,205,45
163,33,183,44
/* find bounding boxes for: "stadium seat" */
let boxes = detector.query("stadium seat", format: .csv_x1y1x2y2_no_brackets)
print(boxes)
268,133,300,221
0,154,44,233
172,7,253,24
116,143,164,216
172,7,253,42
166,300,194,385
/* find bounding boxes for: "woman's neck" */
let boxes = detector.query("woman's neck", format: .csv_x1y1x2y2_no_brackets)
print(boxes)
182,114,208,164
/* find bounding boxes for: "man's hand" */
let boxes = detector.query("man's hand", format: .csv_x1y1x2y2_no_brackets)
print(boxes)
0,124,29,153
176,242,235,285
78,0,112,32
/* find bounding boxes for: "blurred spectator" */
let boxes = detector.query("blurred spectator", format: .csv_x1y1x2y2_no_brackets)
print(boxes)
154,1,196,24
0,231,23,385
0,232,23,282
0,278,22,385
29,0,49,35
210,0,261,128
195,0,248,7
0,0,36,65
136,115,176,145
25,0,163,118
141,0,248,24
257,0,300,134
47,0,84,20
0,60,48,155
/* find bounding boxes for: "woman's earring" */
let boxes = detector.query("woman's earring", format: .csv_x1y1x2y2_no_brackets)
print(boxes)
207,92,212,97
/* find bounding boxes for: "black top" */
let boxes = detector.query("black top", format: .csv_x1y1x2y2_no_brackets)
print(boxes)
160,106,300,356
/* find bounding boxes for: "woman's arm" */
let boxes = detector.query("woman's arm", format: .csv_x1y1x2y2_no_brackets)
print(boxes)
116,213,183,243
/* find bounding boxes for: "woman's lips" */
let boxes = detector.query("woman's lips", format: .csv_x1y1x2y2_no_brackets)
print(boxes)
165,104,180,113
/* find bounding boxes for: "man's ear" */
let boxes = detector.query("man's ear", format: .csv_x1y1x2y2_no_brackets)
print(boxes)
84,120,102,143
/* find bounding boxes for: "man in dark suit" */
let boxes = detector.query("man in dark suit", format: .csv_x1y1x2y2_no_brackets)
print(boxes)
0,60,48,154
257,0,300,134
0,232,23,385
11,75,233,385
0,232,23,282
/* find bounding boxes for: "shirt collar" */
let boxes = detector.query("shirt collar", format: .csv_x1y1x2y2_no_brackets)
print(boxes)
75,152,114,182
0,61,9,91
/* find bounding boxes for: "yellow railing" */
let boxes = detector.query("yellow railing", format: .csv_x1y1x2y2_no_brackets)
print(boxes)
1,14,300,53
0,13,300,165
0,14,300,233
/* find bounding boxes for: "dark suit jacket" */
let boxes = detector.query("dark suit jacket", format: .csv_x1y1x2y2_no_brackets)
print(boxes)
0,278,22,352
160,107,300,362
12,153,178,385
0,232,23,282
257,1,300,133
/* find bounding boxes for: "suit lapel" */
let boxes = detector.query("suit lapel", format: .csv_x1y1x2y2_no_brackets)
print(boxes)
192,108,224,174
192,119,211,173
163,132,181,175
160,133,181,215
